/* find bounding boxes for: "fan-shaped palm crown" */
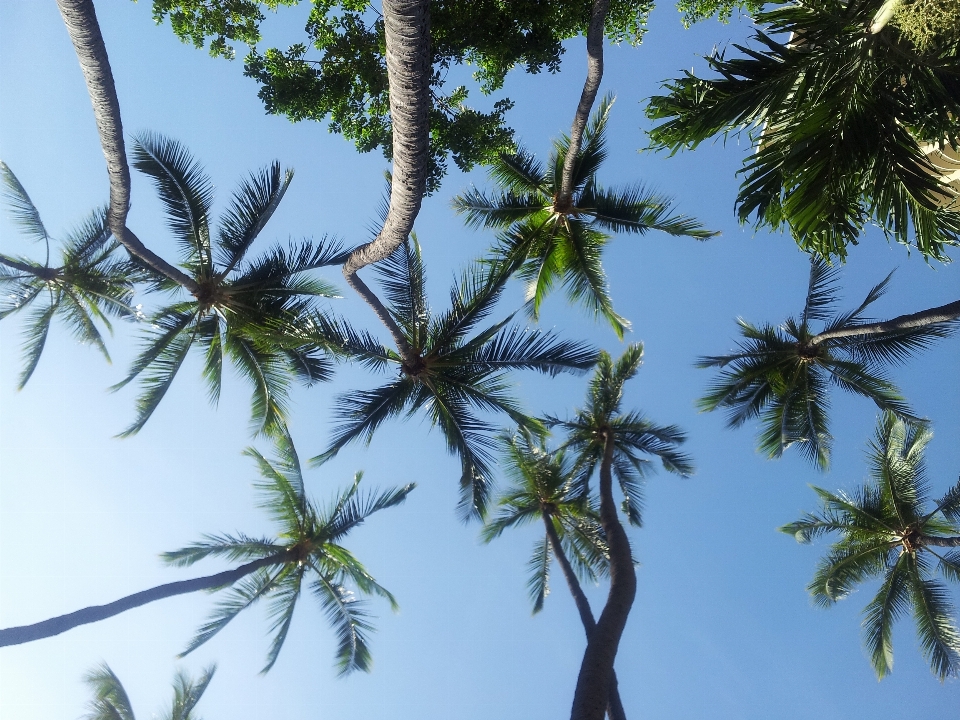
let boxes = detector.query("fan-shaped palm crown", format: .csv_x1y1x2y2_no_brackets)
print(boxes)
482,430,610,613
698,258,954,469
113,133,346,437
453,96,715,337
781,412,960,679
83,663,215,720
647,0,960,260
0,162,139,388
547,343,695,526
163,430,413,674
312,237,597,521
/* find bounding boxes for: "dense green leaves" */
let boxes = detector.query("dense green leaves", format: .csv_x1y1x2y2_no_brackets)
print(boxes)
82,663,215,720
698,258,954,468
115,133,345,436
164,430,412,674
454,97,713,336
149,1,654,190
781,412,960,679
313,238,597,520
647,0,960,259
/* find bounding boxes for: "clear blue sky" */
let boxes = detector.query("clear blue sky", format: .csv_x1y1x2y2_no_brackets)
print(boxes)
1,1,958,718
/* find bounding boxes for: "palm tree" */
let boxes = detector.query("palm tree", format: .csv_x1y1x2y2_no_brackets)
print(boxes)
646,0,960,260
111,133,346,437
83,663,215,720
482,431,629,720
781,412,960,679
311,238,597,521
0,162,140,387
0,431,412,675
546,344,694,720
453,97,714,337
698,257,957,469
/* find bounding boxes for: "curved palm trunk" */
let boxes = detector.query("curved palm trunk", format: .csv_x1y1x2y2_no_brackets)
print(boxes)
341,0,430,365
55,0,199,294
569,433,637,720
922,535,960,547
0,255,47,276
543,515,628,720
809,299,960,346
0,551,291,647
557,0,611,208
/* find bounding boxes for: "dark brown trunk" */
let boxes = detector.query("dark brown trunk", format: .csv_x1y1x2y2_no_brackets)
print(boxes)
55,0,199,293
921,535,960,547
0,255,46,276
0,551,292,647
543,514,628,720
557,0,611,207
341,0,430,365
809,299,960,346
569,432,637,720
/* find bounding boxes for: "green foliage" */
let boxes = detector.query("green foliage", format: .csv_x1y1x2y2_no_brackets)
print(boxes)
148,1,654,190
82,663,216,720
547,344,695,526
675,0,764,27
164,430,412,674
112,133,347,437
311,238,597,521
891,0,960,50
0,162,142,388
781,413,960,679
453,97,714,337
698,258,954,468
647,0,960,260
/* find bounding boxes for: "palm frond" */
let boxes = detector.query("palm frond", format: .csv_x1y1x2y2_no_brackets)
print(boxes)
16,296,57,389
161,532,282,567
585,183,716,238
906,553,960,679
802,257,841,325
261,568,304,673
0,161,49,245
862,550,912,679
169,665,216,720
526,535,552,614
82,663,135,720
310,571,375,675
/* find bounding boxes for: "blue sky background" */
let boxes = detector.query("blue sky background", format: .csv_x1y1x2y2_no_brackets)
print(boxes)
1,1,958,718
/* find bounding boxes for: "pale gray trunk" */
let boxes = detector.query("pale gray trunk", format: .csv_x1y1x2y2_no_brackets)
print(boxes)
55,0,199,293
542,514,628,720
557,0,611,207
569,433,637,720
0,551,292,647
342,0,430,365
809,299,960,346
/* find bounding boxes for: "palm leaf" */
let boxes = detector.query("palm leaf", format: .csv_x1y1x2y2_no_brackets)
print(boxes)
0,161,49,246
527,535,552,614
310,570,375,675
862,550,912,679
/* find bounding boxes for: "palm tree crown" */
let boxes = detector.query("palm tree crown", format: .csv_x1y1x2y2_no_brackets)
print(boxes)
483,430,610,613
548,343,695,526
453,97,714,337
781,412,960,679
646,0,960,260
113,133,347,437
164,430,413,674
0,162,139,388
83,663,215,720
312,237,597,521
698,257,954,468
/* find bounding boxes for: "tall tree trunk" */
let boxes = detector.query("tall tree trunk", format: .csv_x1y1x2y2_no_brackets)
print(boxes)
922,536,960,547
0,552,291,647
341,0,430,365
809,299,960,346
569,432,637,720
55,0,199,294
557,0,611,209
0,255,47,276
543,514,628,720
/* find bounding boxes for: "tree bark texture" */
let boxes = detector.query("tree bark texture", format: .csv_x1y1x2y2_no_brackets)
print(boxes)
56,0,199,293
558,0,611,207
569,433,637,720
809,299,960,345
543,514,628,720
0,552,291,647
921,535,960,547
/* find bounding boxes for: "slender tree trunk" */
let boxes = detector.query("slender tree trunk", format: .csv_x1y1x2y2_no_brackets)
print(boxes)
543,515,628,720
341,0,430,365
922,536,960,547
569,433,637,720
0,255,47,276
557,0,611,209
55,0,199,294
0,552,292,647
809,299,960,346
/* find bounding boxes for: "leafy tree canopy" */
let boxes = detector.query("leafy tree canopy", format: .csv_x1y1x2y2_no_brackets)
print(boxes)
147,0,654,191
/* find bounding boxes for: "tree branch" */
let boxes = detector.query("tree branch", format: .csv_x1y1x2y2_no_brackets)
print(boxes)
55,0,200,294
557,0,611,208
0,551,293,647
809,298,960,346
